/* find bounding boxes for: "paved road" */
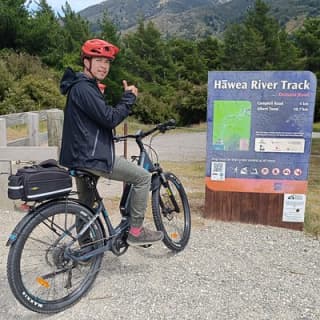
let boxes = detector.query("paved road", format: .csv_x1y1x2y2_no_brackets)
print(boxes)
115,131,207,162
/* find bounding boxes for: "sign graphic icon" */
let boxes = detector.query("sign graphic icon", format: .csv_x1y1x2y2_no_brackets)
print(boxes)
272,168,280,176
283,168,291,176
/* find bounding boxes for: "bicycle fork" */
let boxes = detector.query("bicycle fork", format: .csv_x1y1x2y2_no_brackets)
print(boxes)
159,172,180,213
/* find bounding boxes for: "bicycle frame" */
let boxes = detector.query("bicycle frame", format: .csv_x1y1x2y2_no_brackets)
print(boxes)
62,171,131,262
7,120,177,262
65,125,171,261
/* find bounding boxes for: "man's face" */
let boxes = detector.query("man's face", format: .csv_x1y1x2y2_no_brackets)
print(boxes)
85,57,111,81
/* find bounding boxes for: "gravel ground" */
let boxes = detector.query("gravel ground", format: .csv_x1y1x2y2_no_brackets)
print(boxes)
1,131,320,319
0,213,319,320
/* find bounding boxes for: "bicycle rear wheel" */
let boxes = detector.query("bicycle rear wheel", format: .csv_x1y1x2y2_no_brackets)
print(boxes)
7,202,104,314
152,172,191,252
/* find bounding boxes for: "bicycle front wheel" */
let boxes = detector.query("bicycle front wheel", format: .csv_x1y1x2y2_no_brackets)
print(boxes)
7,202,104,314
152,172,191,252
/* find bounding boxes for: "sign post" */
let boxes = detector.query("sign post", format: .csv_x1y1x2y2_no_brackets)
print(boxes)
205,71,317,229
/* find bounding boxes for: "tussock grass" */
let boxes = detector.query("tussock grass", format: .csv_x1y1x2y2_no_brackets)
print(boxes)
305,140,320,237
313,122,320,132
7,120,47,141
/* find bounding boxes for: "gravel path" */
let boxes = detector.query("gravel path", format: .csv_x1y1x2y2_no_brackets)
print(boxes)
1,131,320,319
0,213,319,320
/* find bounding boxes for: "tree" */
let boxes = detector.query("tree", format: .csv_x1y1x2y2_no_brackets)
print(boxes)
197,36,223,71
294,17,320,120
168,38,206,84
222,23,266,70
222,0,301,70
58,2,91,69
0,0,28,49
22,0,64,67
99,11,121,46
244,0,280,67
122,20,174,84
173,81,207,125
98,11,123,105
294,17,320,71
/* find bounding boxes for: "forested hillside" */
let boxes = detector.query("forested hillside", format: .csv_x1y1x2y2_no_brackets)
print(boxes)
79,0,320,38
0,0,319,124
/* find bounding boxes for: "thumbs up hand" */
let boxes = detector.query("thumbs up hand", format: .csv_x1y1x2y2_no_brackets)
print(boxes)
123,80,138,97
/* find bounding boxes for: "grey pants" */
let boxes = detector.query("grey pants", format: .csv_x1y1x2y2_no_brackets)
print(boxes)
76,156,151,227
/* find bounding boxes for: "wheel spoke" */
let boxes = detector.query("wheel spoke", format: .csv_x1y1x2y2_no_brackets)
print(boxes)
7,202,104,313
152,172,191,252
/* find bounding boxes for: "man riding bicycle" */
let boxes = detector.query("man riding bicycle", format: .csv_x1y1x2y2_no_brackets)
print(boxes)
59,38,163,246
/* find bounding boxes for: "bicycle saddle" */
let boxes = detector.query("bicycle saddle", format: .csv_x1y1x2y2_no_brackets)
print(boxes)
69,168,98,178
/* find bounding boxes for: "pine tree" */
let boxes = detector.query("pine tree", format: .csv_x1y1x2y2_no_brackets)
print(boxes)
98,11,123,105
223,0,301,70
22,0,64,67
294,17,320,120
0,0,28,49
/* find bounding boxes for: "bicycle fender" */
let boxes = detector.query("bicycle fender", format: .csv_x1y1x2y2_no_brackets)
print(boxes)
6,210,38,246
151,174,161,191
6,198,65,246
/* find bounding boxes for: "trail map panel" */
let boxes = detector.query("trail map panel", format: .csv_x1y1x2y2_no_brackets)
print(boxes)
206,71,317,195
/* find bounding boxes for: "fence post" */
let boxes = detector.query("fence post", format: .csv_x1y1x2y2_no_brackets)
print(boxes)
28,112,39,146
47,109,64,155
0,118,12,210
0,118,6,146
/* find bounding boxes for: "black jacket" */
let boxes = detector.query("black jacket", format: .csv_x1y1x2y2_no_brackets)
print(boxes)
59,67,136,173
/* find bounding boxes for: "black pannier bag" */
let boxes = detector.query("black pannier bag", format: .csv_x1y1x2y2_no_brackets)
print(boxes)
8,159,72,201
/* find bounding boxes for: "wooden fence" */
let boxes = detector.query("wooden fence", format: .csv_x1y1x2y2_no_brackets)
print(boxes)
0,109,64,209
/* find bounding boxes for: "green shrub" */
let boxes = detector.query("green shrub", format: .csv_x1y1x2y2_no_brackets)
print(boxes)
0,50,45,80
0,50,64,115
0,60,14,101
0,74,65,115
133,92,178,124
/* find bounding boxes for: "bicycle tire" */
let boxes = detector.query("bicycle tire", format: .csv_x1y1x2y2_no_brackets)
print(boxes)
152,172,191,252
7,202,104,314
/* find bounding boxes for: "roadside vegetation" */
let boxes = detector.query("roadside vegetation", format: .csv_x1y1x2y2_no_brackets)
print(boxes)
307,139,320,236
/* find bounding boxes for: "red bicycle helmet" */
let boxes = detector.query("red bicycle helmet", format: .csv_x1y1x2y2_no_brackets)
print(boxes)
81,39,119,61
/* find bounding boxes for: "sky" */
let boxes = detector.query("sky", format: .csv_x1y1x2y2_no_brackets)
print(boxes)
27,0,104,14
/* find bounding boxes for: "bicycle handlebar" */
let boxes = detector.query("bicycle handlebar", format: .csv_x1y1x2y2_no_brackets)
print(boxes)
114,119,176,142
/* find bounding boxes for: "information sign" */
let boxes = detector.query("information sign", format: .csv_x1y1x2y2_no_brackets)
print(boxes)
206,71,317,195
